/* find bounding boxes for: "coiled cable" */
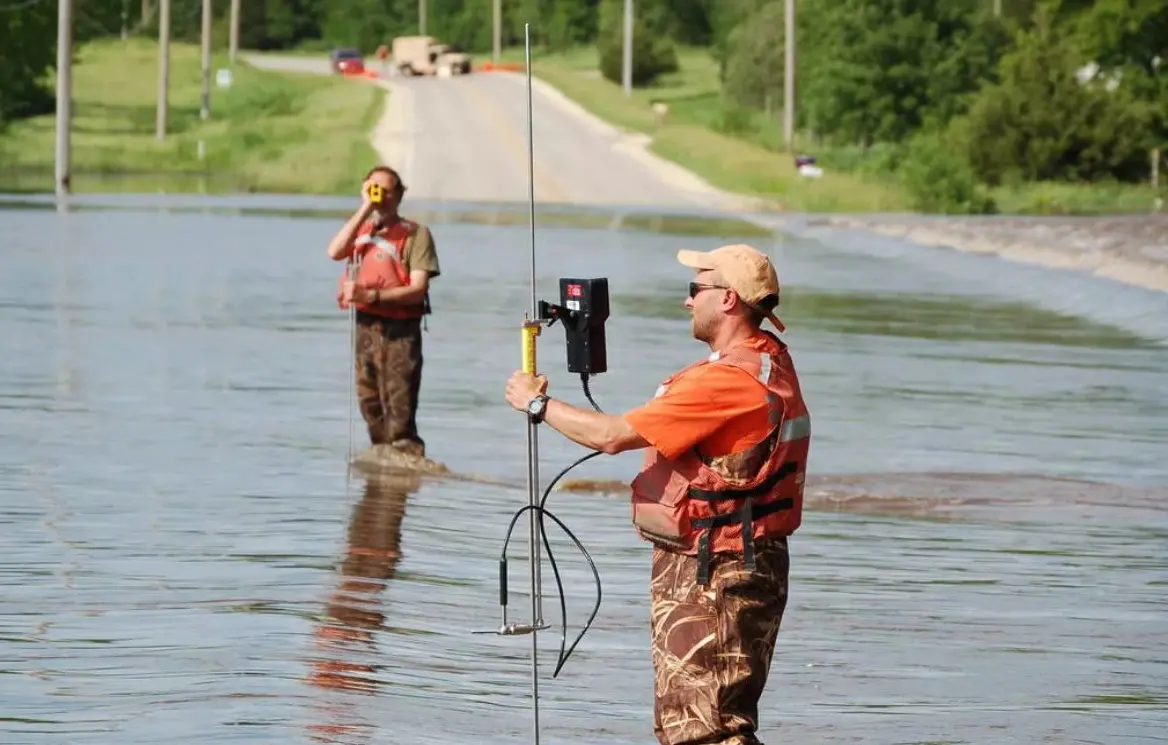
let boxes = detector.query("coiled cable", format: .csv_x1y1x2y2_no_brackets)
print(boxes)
497,372,608,677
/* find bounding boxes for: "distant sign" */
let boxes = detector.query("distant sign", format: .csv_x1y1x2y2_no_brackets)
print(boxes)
216,69,233,89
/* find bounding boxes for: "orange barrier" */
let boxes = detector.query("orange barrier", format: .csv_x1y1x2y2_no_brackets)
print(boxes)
341,68,381,80
478,61,525,72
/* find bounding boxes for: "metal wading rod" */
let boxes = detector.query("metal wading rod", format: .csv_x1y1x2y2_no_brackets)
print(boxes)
522,22,544,745
347,183,377,472
345,251,362,503
347,259,356,468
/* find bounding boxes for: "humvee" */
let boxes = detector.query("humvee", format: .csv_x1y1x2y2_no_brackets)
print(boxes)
392,35,472,76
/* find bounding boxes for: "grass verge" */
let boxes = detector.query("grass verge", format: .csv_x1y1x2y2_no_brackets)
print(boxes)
507,44,1164,215
0,37,383,195
513,46,907,213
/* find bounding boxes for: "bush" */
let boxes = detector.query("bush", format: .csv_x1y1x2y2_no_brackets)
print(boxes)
596,0,678,87
898,129,997,214
816,141,907,179
713,105,757,136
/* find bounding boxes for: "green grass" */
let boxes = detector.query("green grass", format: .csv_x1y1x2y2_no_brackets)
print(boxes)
506,43,1164,215
505,44,912,213
989,179,1167,215
8,36,1161,214
0,37,383,195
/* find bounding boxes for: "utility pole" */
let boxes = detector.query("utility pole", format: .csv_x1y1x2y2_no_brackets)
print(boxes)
621,0,633,97
55,0,73,198
993,0,1000,17
782,0,795,151
419,0,426,35
200,0,211,120
156,0,170,139
492,0,501,63
229,0,241,63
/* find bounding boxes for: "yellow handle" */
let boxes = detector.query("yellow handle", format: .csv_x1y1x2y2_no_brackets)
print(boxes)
521,322,541,375
367,182,384,205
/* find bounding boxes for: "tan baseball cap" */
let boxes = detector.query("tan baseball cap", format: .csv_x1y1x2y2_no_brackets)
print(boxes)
677,244,786,332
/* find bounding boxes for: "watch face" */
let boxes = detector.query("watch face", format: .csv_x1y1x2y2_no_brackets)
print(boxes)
527,396,545,414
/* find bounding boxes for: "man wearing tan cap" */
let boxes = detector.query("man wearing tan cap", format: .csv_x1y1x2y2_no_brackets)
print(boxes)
505,243,812,745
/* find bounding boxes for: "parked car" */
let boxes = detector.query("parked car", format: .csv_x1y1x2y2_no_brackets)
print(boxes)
330,48,365,75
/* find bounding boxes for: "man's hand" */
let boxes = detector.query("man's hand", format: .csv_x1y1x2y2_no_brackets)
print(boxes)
505,371,549,412
503,371,650,454
358,180,379,217
340,280,375,308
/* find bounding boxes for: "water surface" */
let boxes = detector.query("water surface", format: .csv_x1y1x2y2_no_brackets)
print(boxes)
2,195,1165,744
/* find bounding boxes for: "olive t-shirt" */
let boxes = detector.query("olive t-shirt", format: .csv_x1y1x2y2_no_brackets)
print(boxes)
403,222,441,279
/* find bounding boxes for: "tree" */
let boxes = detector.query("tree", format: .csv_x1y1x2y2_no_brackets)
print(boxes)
662,0,714,45
960,11,1154,184
796,0,1008,145
546,0,601,50
1050,0,1168,142
707,0,769,74
721,2,786,112
0,0,58,127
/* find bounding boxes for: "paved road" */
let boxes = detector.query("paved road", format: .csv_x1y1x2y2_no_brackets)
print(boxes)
245,54,756,212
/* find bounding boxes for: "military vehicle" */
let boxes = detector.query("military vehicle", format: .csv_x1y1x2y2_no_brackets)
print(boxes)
391,35,472,76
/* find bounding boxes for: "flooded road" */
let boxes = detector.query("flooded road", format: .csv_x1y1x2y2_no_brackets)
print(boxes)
2,194,1166,745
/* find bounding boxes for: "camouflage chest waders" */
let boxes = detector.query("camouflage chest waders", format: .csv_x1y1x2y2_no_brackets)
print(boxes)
649,537,790,745
354,312,425,457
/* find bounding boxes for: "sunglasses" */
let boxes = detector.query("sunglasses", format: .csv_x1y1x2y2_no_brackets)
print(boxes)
688,281,729,299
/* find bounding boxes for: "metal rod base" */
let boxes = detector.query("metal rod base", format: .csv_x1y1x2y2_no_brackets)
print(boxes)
471,621,552,636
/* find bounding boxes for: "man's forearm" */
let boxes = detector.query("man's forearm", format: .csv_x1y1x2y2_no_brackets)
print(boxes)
327,211,368,260
369,284,427,306
542,399,633,454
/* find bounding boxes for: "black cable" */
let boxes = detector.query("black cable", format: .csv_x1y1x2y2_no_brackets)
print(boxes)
497,373,607,678
580,372,603,413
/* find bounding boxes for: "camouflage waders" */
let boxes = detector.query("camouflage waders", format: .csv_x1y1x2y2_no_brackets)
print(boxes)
650,537,790,745
354,312,425,456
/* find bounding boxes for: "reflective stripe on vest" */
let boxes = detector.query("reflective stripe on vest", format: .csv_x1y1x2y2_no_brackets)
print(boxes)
780,414,810,442
755,352,772,386
354,233,400,259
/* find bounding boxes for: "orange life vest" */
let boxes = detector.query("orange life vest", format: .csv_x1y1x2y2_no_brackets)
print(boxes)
337,218,428,320
629,331,811,584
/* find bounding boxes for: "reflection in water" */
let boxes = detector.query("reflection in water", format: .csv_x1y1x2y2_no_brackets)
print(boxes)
305,471,422,743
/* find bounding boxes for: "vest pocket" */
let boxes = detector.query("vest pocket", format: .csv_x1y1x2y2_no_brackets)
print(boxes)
631,470,689,551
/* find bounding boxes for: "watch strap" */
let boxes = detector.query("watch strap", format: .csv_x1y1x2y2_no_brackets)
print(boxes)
528,394,549,424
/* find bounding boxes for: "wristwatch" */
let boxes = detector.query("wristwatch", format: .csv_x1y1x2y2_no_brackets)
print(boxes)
526,394,550,424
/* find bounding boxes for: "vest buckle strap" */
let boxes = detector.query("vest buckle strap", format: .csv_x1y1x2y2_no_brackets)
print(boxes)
685,460,799,502
690,498,794,585
740,498,756,573
697,531,712,586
